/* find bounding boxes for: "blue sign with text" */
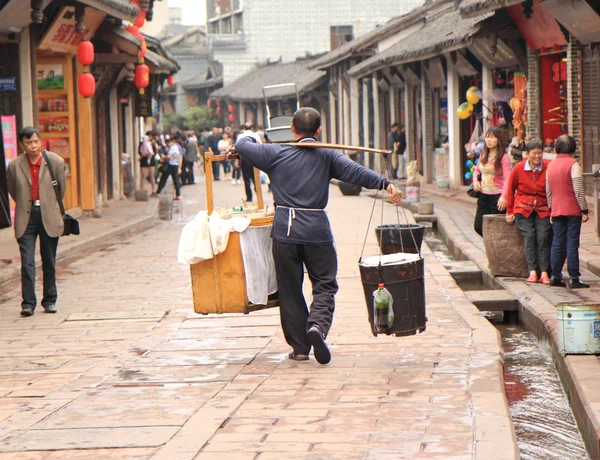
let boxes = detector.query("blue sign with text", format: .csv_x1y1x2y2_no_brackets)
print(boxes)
0,77,16,92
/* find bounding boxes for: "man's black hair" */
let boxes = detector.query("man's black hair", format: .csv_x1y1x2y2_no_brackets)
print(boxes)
292,108,321,136
391,122,399,129
525,139,543,152
555,135,577,155
19,126,41,142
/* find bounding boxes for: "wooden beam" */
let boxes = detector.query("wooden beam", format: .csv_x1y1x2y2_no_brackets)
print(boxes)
94,53,137,64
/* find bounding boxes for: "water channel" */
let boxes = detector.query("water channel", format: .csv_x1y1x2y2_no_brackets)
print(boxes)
423,226,589,459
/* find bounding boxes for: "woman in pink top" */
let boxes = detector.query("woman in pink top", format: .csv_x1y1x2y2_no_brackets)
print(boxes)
472,127,510,236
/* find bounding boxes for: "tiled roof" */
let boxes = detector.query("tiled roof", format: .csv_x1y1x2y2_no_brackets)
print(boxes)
210,58,326,102
348,6,493,78
77,0,139,21
459,0,525,17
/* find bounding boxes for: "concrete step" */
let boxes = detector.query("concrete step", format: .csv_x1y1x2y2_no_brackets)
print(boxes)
443,261,482,285
464,289,518,312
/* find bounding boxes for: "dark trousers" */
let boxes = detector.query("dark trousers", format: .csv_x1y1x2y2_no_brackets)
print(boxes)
515,212,551,273
156,164,182,197
181,161,195,185
551,215,582,280
241,160,255,201
17,206,59,310
232,164,242,181
474,193,504,236
212,160,222,180
272,240,339,355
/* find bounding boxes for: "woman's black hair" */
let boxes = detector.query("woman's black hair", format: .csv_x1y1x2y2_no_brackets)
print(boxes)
555,135,577,155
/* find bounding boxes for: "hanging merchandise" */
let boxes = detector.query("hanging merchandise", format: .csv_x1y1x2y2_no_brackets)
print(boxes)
457,102,474,120
466,86,481,105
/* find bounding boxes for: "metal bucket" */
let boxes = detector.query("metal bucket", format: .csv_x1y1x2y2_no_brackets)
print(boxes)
556,302,600,354
375,224,424,255
359,253,426,337
405,185,420,203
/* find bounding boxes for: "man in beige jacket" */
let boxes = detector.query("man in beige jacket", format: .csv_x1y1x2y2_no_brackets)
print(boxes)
7,127,66,317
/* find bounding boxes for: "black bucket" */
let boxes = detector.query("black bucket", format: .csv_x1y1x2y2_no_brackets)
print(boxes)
359,255,426,337
339,182,362,196
375,224,424,255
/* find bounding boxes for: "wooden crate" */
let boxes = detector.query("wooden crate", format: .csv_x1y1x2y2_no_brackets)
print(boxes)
190,153,278,314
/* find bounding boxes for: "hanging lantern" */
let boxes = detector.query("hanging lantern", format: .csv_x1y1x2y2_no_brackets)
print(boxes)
228,104,235,113
167,75,175,86
216,106,223,117
135,63,150,94
134,10,146,28
216,99,222,107
457,102,474,120
228,113,235,122
466,86,481,105
77,41,94,66
78,73,96,98
207,98,213,108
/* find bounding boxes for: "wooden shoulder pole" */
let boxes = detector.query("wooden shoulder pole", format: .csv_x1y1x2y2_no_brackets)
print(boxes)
205,152,214,214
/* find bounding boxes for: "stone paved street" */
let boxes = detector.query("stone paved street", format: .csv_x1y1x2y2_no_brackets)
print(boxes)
0,178,516,459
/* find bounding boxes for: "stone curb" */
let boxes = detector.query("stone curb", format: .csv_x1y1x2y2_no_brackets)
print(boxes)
0,202,159,287
430,199,600,460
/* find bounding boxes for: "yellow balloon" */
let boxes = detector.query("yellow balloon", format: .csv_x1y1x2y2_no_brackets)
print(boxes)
457,102,474,120
466,86,481,105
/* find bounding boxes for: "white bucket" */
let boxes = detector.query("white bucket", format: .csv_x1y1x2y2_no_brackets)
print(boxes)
556,303,600,354
436,175,449,190
405,185,420,203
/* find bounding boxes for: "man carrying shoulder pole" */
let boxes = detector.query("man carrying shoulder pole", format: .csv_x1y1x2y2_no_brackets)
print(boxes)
235,107,402,364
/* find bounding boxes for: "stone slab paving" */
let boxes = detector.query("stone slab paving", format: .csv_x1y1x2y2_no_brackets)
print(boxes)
0,177,516,459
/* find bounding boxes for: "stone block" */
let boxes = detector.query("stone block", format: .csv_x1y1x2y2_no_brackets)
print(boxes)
465,290,518,312
417,202,433,215
158,198,173,221
443,260,483,285
134,189,149,202
482,215,528,278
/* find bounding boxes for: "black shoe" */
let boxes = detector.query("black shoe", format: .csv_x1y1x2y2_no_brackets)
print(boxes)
288,351,309,361
308,325,331,365
43,304,57,313
549,277,566,287
20,307,34,317
569,279,590,289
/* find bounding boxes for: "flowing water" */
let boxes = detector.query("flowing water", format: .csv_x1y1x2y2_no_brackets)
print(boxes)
423,224,589,459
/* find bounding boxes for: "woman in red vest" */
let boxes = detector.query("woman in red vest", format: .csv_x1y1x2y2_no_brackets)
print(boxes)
546,135,589,289
505,140,551,284
472,127,511,236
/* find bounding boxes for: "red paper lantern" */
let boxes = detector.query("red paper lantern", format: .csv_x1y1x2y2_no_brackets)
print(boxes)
134,10,146,28
78,73,95,98
216,107,223,117
77,41,94,66
135,63,150,90
207,98,213,108
228,113,235,122
167,75,175,86
228,104,234,113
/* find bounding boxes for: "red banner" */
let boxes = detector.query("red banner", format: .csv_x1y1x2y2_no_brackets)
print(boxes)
507,0,567,51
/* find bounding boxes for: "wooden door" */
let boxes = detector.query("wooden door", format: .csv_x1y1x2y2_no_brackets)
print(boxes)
581,47,600,194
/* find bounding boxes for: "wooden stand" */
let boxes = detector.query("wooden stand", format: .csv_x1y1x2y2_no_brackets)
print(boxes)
190,152,277,314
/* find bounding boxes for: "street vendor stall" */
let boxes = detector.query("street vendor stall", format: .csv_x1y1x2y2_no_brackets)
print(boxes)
188,152,278,314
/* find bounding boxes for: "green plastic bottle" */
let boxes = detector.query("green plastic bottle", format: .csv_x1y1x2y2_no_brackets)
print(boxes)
373,283,394,333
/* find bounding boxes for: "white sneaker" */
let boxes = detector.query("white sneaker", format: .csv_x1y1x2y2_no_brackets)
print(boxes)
236,179,241,185
231,179,236,185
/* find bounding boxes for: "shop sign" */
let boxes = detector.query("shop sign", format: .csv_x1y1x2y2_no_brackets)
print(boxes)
425,58,446,88
0,77,16,92
469,39,519,69
135,87,153,118
507,0,567,50
38,7,106,54
1,114,18,224
453,51,478,77
541,0,600,45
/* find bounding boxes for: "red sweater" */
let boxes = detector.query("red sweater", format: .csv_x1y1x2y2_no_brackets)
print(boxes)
506,159,550,218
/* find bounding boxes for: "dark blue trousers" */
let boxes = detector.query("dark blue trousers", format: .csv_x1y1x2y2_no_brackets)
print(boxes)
550,215,582,280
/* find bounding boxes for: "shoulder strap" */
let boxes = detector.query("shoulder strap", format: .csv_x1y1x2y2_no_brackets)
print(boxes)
41,150,65,216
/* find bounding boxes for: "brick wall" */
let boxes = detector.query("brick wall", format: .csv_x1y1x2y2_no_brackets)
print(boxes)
567,35,582,159
421,69,434,184
527,46,541,140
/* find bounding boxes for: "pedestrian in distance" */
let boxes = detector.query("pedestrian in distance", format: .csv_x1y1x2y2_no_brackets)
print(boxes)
6,127,66,317
505,139,552,284
181,131,198,186
235,107,402,364
218,132,233,180
207,127,222,181
472,126,510,236
387,122,399,179
156,135,183,200
139,130,158,197
240,122,261,202
546,134,590,289
397,124,407,179
231,130,242,185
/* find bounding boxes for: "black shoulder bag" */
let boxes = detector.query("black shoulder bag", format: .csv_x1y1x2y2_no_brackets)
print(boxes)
42,151,80,236
466,173,482,198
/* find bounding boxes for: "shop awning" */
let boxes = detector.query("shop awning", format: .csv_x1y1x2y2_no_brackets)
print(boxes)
348,6,493,79
459,0,525,18
210,58,326,102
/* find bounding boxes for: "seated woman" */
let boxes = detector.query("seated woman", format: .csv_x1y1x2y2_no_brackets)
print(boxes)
505,140,551,284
